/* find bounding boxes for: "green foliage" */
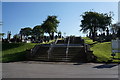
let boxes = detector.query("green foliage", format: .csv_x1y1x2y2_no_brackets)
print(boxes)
41,16,59,39
0,33,5,39
91,42,112,62
2,43,24,51
80,11,112,41
110,23,119,34
32,25,44,37
83,37,120,62
18,16,60,40
42,16,59,33
0,33,5,36
58,31,62,34
82,37,97,44
13,34,20,39
2,43,38,62
20,27,32,37
2,40,56,62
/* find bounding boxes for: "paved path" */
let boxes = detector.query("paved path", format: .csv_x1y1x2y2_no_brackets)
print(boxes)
2,61,119,78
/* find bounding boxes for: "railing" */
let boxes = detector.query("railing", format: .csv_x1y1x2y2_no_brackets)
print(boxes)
31,45,40,57
65,37,70,61
73,37,75,44
47,39,58,60
84,43,90,53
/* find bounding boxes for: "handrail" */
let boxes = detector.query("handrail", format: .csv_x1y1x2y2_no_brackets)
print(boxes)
47,39,58,60
65,37,70,61
55,39,58,44
31,45,40,57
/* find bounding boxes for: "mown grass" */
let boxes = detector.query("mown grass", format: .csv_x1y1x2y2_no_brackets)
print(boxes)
82,37,97,44
2,38,120,63
2,43,39,62
2,40,55,63
83,37,120,62
91,42,112,62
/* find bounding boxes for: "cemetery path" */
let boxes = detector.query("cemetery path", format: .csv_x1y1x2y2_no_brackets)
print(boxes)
2,61,119,78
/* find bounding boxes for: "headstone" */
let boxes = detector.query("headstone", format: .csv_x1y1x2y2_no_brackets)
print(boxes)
26,39,31,43
21,35,25,42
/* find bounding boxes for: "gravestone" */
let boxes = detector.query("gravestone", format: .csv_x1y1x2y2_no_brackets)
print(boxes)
26,39,31,43
20,35,25,42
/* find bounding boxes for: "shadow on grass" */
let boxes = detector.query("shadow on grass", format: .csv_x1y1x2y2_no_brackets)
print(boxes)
89,42,99,47
2,43,25,51
2,51,27,63
93,64,118,69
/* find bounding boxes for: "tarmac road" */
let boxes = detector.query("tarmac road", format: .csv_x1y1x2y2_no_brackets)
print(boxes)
2,61,119,78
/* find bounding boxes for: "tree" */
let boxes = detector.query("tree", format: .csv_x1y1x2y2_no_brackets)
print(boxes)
111,23,120,39
0,33,5,37
58,31,62,38
13,34,21,42
19,27,32,39
41,16,59,40
110,23,120,34
80,11,112,41
0,33,5,40
117,28,120,39
32,25,44,40
13,34,19,39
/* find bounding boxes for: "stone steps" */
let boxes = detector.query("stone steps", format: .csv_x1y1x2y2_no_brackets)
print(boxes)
27,37,88,62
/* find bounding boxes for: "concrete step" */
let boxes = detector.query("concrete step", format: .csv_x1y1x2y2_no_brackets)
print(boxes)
52,54,66,56
28,36,87,62
50,57,71,61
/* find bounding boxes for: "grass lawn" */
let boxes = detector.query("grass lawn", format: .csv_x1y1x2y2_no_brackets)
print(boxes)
82,37,97,44
1,38,120,63
83,37,120,62
2,40,55,63
91,42,112,62
2,43,38,62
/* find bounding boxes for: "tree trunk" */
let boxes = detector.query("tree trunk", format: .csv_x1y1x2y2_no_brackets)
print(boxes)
49,33,53,40
92,27,96,42
49,32,54,40
92,32,95,42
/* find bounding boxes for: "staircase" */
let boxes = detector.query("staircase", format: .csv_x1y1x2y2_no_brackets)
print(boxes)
28,45,50,61
50,46,67,61
27,36,90,62
57,40,64,44
68,46,87,62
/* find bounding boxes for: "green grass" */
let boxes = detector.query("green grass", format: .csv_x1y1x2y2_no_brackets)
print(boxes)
2,37,120,63
2,40,55,63
91,42,112,62
82,37,97,44
2,43,39,62
83,37,120,62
